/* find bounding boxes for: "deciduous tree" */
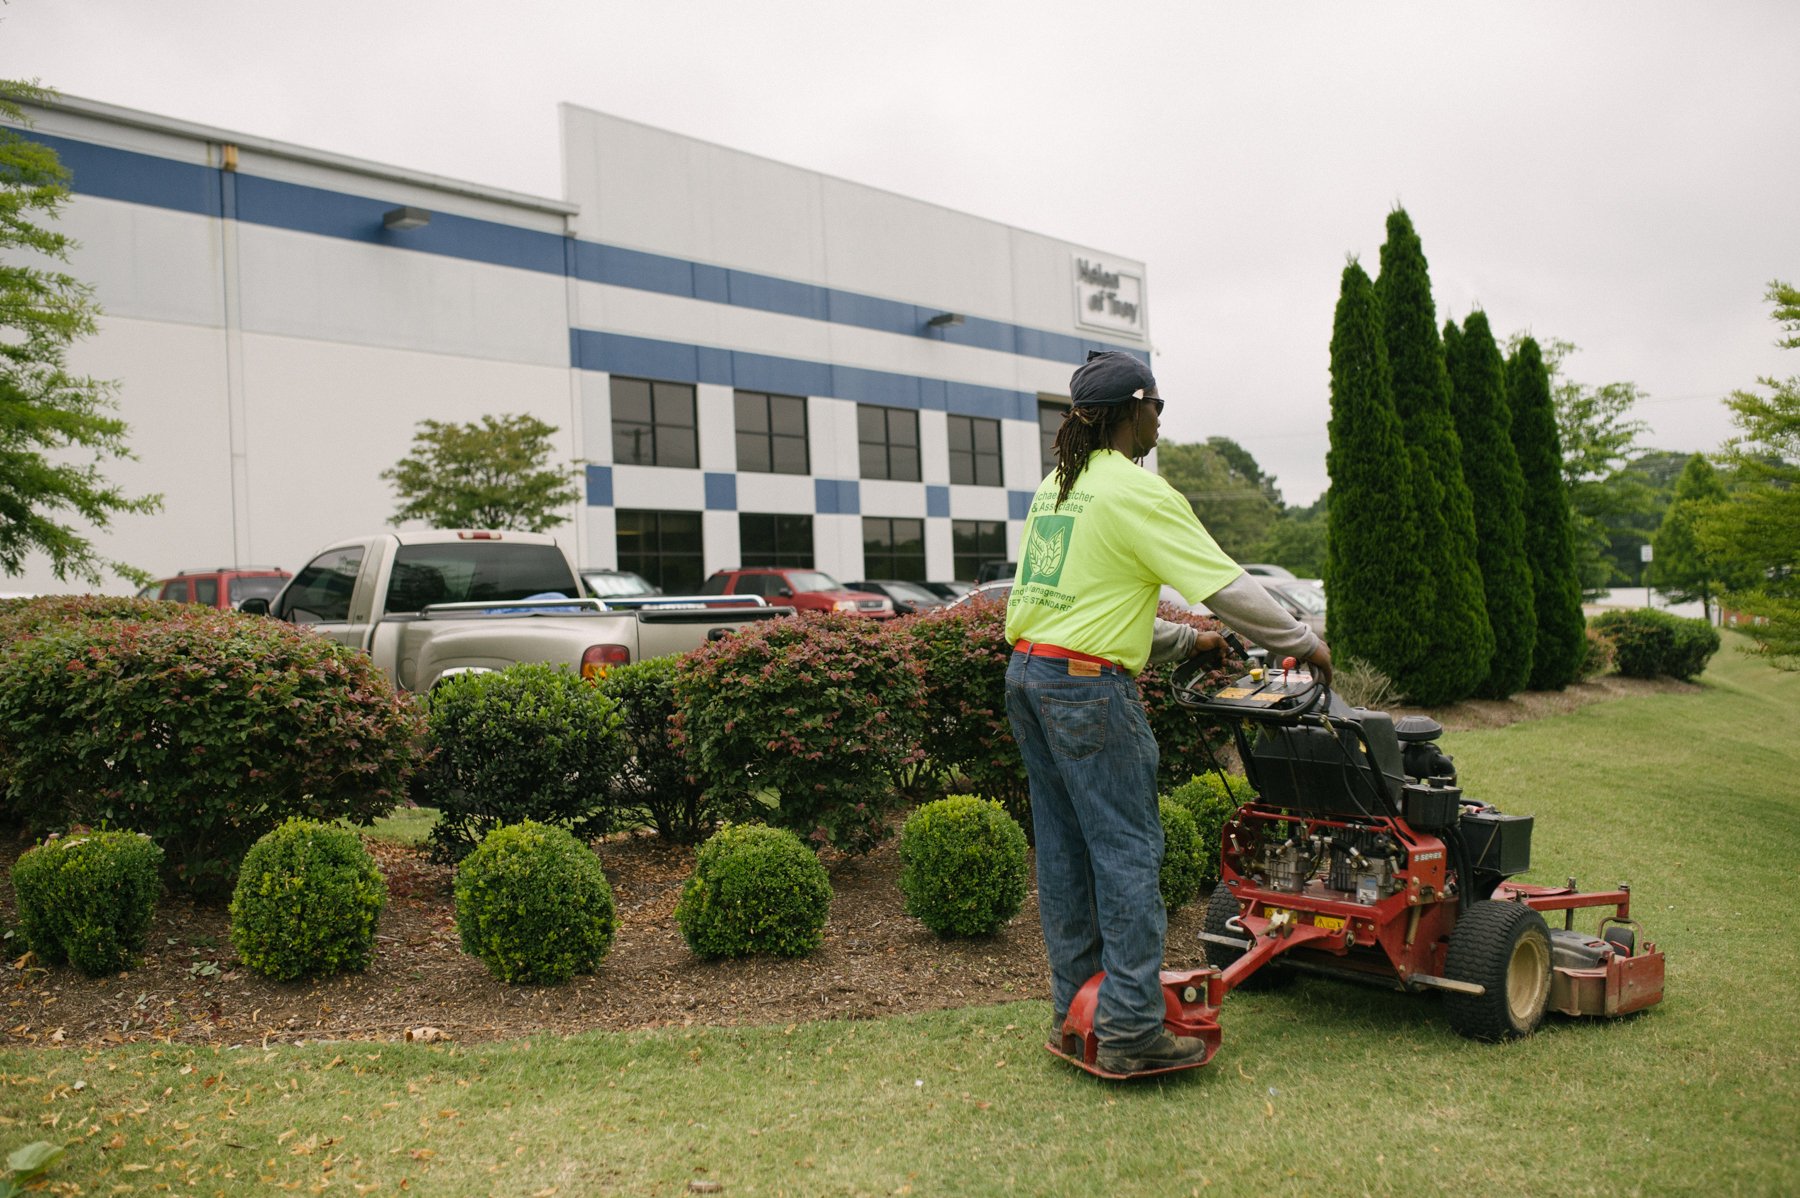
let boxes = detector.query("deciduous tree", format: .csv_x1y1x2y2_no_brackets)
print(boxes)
382,413,580,532
1699,280,1800,666
1651,453,1735,621
0,79,159,585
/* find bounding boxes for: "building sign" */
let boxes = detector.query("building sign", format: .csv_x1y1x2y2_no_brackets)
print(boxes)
1073,256,1145,338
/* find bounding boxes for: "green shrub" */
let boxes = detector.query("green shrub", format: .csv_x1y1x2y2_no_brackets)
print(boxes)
1166,772,1254,890
897,796,1028,937
672,614,927,855
11,831,163,975
675,823,832,959
229,820,387,980
0,604,422,896
1577,624,1617,681
1590,609,1721,681
897,605,1027,828
596,656,729,843
453,821,617,984
1158,799,1205,912
418,663,627,861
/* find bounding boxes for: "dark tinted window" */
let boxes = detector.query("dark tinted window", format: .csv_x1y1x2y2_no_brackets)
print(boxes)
740,512,814,568
159,579,190,602
1038,398,1068,476
952,520,1007,582
863,517,926,580
617,509,705,594
948,414,1003,487
230,575,288,606
193,577,219,607
611,377,698,468
383,542,577,613
735,390,809,475
279,547,364,624
857,405,921,482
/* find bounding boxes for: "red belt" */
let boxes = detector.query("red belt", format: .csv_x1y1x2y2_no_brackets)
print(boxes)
1013,639,1121,672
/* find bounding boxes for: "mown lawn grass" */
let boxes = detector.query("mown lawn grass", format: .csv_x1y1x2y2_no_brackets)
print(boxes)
4,636,1796,1196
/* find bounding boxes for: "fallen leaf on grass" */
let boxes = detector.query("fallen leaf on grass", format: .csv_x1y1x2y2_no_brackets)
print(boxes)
405,1027,448,1043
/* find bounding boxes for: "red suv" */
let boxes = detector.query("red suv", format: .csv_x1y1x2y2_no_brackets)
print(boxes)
141,567,292,611
701,568,896,618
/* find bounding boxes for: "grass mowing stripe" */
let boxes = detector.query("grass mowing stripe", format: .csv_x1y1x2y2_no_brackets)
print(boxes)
4,635,1796,1195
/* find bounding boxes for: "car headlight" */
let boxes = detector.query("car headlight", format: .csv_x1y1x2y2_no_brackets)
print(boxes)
833,599,858,613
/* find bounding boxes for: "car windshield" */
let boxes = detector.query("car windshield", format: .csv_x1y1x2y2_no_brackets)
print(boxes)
786,571,845,593
883,581,940,604
230,576,288,605
1276,584,1326,614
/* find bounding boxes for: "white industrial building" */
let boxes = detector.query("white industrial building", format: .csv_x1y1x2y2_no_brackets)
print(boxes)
5,95,1152,595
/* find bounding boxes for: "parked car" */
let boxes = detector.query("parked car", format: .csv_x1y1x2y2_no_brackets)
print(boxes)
846,580,948,615
949,579,1013,608
581,568,660,599
1261,577,1327,638
975,560,1018,584
143,567,292,610
1240,563,1298,581
701,567,897,619
919,580,973,602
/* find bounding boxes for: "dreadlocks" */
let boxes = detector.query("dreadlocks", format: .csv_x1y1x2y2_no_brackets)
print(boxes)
1051,403,1142,509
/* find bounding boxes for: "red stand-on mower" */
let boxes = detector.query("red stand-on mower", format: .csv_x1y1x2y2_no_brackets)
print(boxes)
1047,646,1666,1079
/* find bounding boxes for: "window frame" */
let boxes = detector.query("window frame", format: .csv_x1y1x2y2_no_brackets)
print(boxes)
734,389,810,475
857,404,921,482
947,413,1004,487
611,376,699,469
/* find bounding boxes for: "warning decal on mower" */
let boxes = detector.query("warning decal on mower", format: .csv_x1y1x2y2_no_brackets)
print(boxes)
1267,908,1347,933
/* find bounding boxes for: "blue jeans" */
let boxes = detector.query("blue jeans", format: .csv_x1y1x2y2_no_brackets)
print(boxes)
1005,651,1166,1050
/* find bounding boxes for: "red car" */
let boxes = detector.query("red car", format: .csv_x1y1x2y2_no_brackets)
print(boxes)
701,568,896,618
141,567,292,611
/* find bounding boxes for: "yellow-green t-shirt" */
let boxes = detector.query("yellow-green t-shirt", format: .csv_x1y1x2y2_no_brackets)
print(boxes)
1003,449,1243,674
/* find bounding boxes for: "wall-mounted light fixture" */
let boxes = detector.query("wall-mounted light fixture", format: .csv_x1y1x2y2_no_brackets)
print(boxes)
383,206,431,231
926,312,964,328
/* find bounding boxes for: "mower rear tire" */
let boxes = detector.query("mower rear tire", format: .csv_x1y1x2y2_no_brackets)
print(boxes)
1202,884,1294,990
1444,900,1553,1042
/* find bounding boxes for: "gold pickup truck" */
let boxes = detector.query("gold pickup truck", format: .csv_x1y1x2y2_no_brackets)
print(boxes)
241,530,791,691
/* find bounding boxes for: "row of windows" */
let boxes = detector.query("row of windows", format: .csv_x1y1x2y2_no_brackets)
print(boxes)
614,376,1063,483
616,509,1008,595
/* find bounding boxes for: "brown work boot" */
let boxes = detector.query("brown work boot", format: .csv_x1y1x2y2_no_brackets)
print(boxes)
1096,1030,1208,1076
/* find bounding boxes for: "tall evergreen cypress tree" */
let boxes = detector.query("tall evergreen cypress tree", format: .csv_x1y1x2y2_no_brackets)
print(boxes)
1325,260,1424,678
1375,210,1493,704
1506,337,1587,689
1445,311,1536,697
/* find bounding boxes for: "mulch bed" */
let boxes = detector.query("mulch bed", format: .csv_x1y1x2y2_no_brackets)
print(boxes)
1,674,1688,1049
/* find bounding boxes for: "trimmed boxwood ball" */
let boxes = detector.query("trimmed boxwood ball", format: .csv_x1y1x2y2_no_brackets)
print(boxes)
229,819,387,981
1159,799,1204,912
898,795,1028,937
675,823,832,959
453,821,617,984
11,830,163,976
1165,772,1255,890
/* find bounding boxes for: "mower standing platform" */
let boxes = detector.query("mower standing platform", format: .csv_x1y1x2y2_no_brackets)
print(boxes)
1047,648,1665,1078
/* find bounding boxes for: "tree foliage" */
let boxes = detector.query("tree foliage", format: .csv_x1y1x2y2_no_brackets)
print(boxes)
1506,338,1587,689
1255,493,1328,579
1375,210,1492,704
1445,311,1535,697
0,79,160,585
1324,259,1423,681
1155,437,1282,559
1699,280,1800,666
1650,454,1736,620
381,413,580,532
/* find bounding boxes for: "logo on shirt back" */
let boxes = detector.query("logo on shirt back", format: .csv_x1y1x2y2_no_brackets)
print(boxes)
1023,516,1074,587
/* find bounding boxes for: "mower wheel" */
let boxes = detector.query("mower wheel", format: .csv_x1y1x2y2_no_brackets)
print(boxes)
1443,900,1553,1042
1201,884,1294,990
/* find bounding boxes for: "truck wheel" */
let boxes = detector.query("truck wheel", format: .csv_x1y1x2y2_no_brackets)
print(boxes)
1444,900,1553,1041
1202,884,1293,990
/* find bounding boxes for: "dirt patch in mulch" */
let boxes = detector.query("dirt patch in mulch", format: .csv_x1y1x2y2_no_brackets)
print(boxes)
1394,672,1699,733
0,675,1686,1050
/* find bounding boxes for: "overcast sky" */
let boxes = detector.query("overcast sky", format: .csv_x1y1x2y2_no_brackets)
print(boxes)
4,0,1796,505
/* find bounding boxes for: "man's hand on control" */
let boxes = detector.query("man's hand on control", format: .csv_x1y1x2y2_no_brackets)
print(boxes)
1189,630,1227,660
1308,642,1334,686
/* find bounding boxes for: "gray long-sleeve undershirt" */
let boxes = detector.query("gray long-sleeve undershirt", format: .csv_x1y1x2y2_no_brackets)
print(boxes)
1147,573,1322,666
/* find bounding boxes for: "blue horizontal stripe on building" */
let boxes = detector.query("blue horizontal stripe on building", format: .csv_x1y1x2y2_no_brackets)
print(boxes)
26,130,1143,369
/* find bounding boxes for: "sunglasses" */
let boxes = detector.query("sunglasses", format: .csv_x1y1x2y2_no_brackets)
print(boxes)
1141,395,1165,416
